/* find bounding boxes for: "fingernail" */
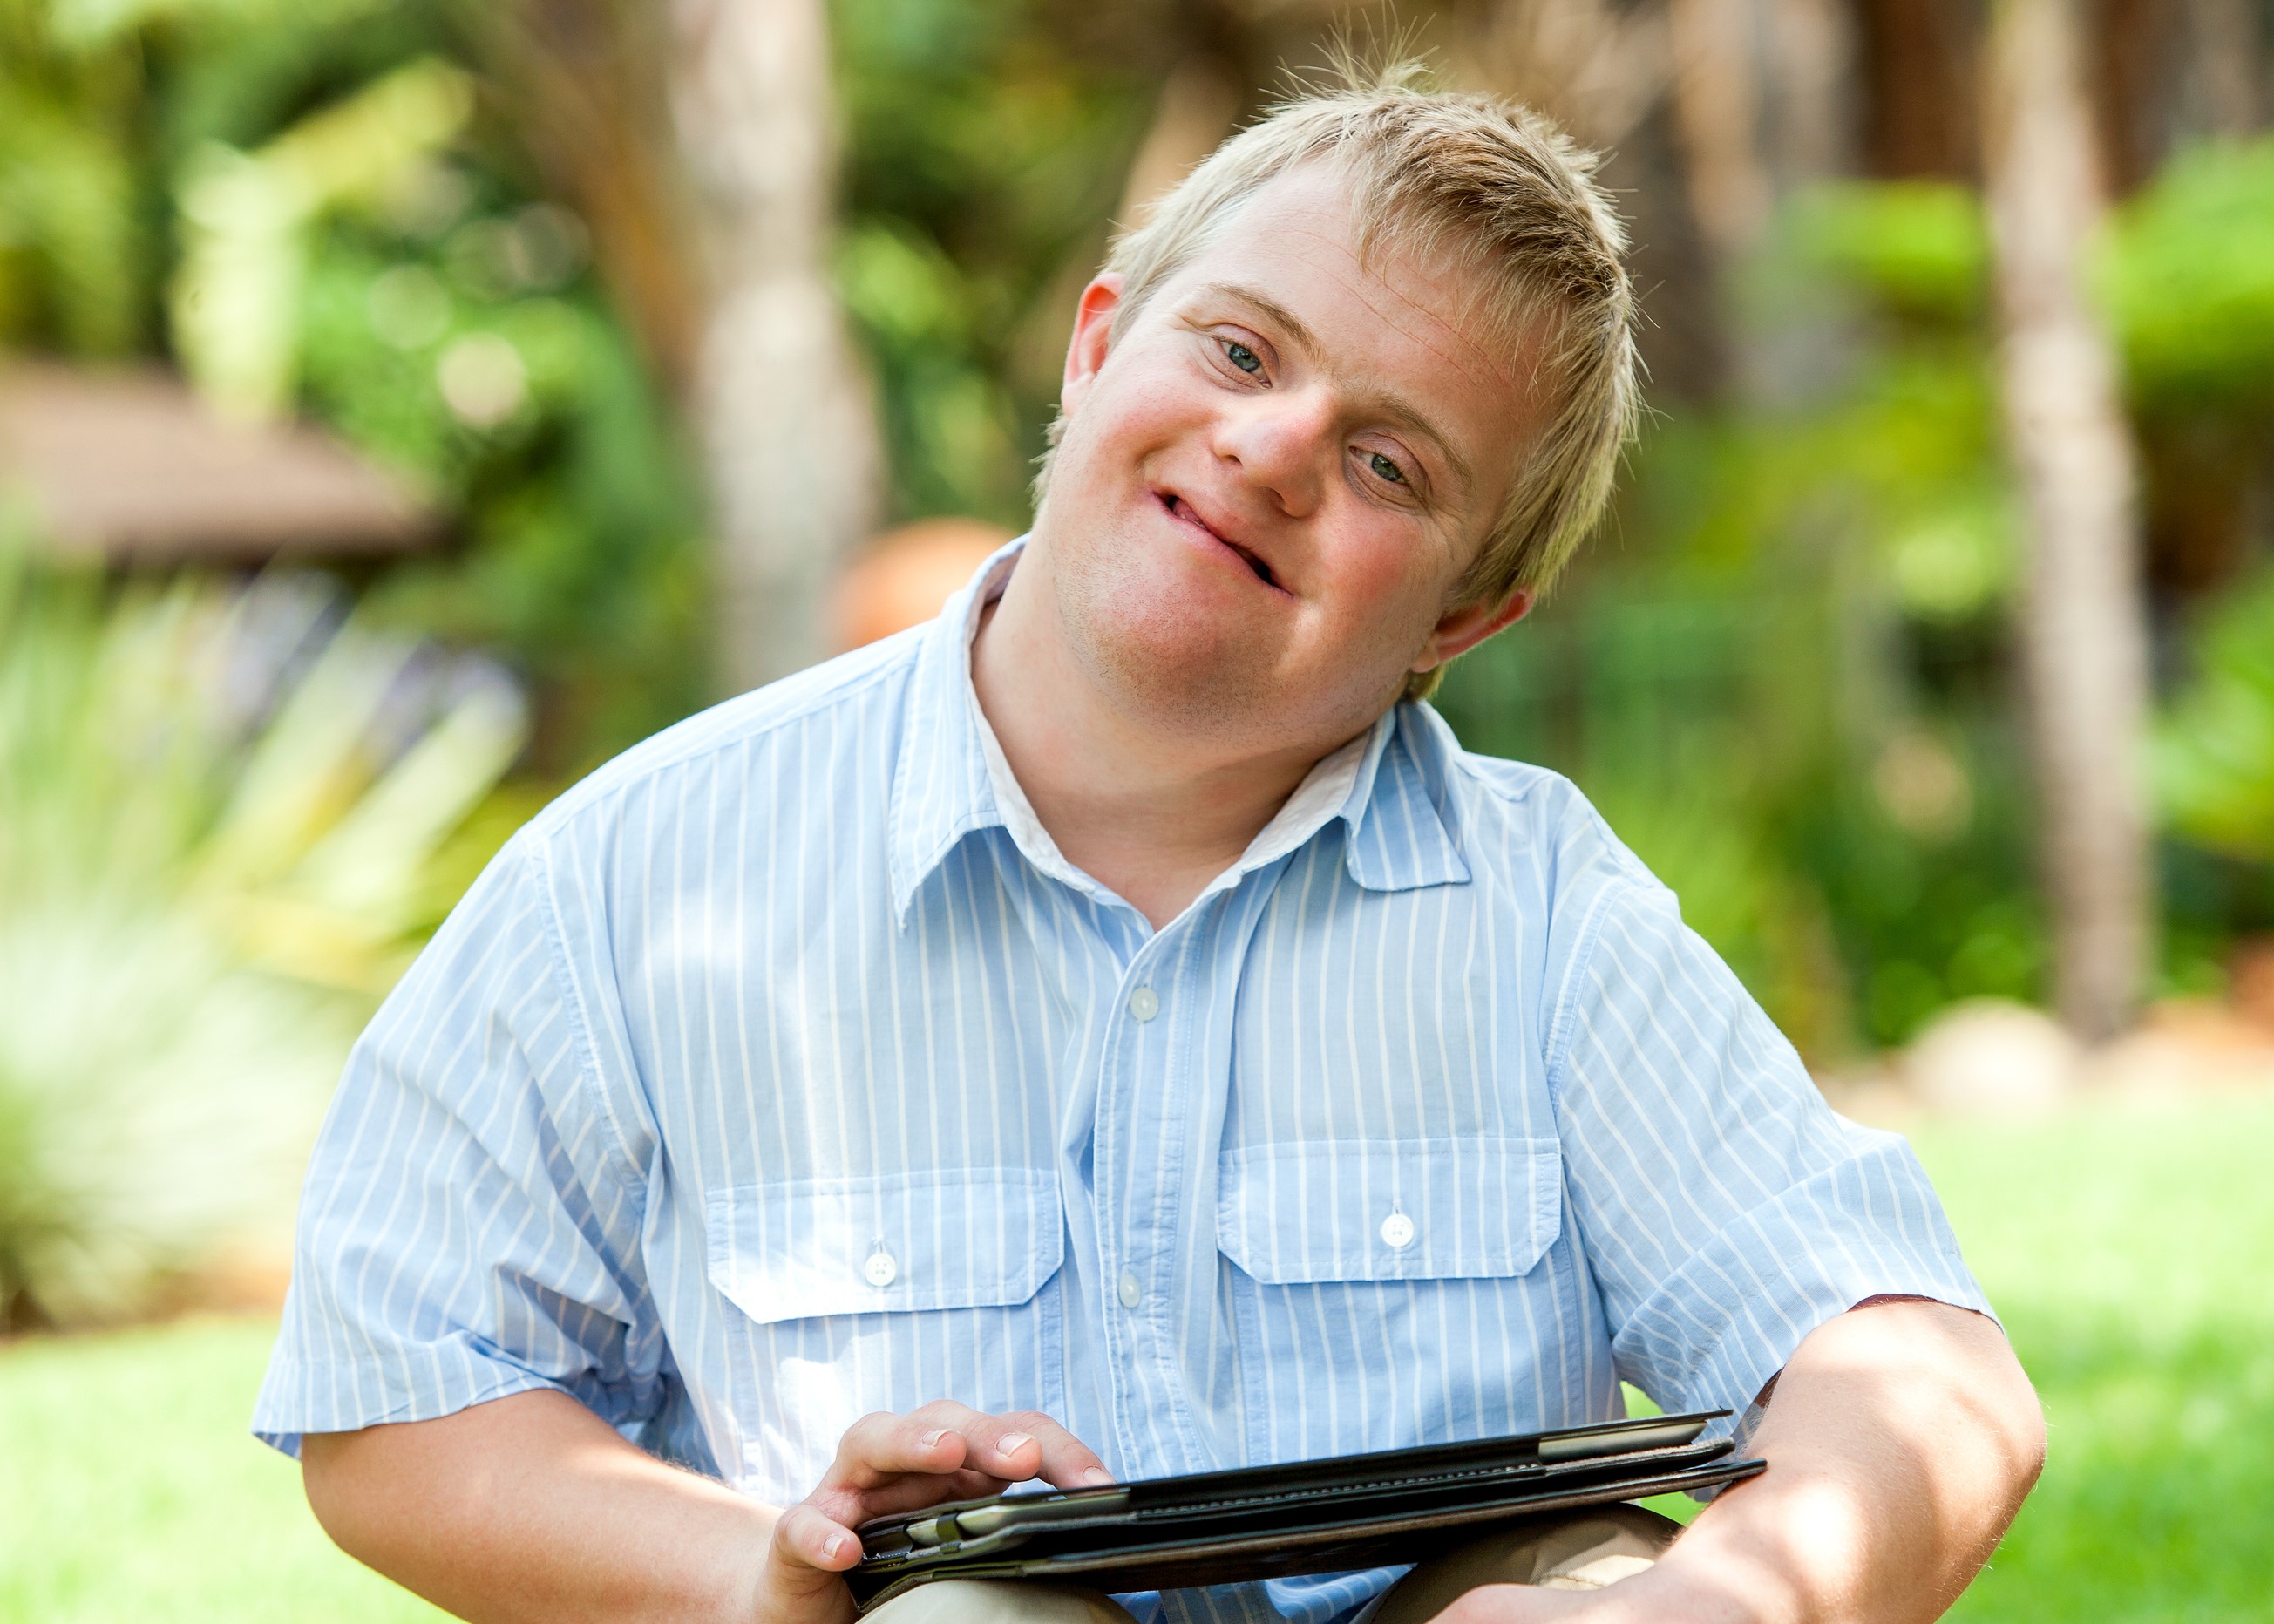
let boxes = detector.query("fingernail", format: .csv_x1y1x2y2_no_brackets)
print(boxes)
920,1429,949,1449
1083,1466,1115,1486
824,1532,846,1560
1000,1432,1034,1454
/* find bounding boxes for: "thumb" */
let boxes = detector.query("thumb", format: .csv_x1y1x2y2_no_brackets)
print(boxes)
759,1503,862,1619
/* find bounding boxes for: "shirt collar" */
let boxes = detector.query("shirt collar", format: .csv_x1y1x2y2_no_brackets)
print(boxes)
887,537,1469,924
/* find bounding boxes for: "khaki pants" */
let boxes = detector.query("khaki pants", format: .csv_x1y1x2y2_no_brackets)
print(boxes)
864,1506,1684,1623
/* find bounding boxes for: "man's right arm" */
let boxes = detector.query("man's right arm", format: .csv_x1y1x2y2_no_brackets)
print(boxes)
302,1392,1110,1624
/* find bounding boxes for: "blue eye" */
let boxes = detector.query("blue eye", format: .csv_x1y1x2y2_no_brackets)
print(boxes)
1224,342,1262,374
1368,451,1406,485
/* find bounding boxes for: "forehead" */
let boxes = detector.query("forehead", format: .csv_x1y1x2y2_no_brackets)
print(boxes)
1155,165,1540,479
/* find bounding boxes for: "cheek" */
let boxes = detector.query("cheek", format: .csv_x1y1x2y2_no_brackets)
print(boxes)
1077,353,1206,456
1316,511,1456,632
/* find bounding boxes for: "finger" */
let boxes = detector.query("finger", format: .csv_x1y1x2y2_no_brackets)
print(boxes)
995,1410,1114,1489
830,1410,973,1488
901,1402,1083,1485
810,1469,1015,1527
843,1400,1036,1485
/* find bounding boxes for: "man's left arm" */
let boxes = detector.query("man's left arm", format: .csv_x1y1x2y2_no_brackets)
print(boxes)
1451,1296,2042,1623
1532,867,2045,1621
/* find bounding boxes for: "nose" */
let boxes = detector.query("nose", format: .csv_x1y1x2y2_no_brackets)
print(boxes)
1209,384,1334,518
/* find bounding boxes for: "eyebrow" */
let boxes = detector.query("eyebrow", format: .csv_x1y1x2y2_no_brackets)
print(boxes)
1195,279,1475,494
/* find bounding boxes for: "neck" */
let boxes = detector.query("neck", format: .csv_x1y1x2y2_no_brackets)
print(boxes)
969,546,1356,930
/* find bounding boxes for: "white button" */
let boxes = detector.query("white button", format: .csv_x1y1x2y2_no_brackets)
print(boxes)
1127,986,1160,1023
1380,1212,1416,1250
864,1248,899,1287
1117,1270,1143,1308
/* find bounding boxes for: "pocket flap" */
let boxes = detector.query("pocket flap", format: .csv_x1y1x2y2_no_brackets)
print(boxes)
1217,1137,1561,1284
705,1168,1063,1325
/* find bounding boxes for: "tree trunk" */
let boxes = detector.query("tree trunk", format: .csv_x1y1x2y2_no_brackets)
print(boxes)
669,0,883,695
1852,0,1979,179
1981,0,2155,1040
1666,0,1771,261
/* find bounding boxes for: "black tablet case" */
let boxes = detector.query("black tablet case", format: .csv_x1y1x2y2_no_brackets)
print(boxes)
851,1412,1763,1610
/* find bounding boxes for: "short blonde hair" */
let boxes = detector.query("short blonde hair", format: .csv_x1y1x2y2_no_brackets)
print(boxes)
1044,68,1639,700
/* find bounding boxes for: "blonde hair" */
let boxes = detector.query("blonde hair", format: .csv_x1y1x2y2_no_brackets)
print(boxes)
1043,67,1639,700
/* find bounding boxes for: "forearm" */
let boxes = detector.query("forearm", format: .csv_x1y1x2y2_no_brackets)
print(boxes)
1628,1300,2045,1624
301,1388,775,1624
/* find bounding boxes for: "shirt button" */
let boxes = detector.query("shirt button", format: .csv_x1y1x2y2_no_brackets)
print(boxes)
1127,986,1160,1023
1117,1270,1143,1308
1380,1212,1416,1250
864,1247,899,1287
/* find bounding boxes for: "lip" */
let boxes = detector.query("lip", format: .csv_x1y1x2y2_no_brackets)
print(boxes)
1154,490,1287,594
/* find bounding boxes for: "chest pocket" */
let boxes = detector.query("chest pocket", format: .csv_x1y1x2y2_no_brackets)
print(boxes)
1217,1136,1561,1282
1215,1137,1567,1460
705,1168,1063,1322
701,1169,1068,1495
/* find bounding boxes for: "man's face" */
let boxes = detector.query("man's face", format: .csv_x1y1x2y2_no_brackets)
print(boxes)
1032,164,1539,750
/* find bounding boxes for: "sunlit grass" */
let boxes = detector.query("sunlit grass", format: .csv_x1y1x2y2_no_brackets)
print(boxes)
0,1316,444,1623
1,1096,2267,1621
1917,1096,2274,1622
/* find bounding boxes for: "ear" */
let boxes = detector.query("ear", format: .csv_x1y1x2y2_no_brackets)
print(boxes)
1412,588,1533,676
1060,273,1125,419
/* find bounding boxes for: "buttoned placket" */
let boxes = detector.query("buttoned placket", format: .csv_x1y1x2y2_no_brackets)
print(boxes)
1090,900,1191,1472
946,549,1396,1488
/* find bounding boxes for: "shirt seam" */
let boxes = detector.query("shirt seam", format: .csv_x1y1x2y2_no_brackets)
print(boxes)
1541,876,1633,1111
519,832,650,1198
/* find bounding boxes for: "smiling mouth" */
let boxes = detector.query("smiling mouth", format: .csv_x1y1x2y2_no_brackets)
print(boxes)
1160,493,1278,588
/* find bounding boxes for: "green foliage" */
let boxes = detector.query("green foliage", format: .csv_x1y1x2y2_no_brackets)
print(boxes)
1441,184,2045,1054
2159,567,2274,865
1786,180,1987,324
0,0,152,354
1,0,709,767
2104,136,2274,418
835,0,1158,526
0,549,526,1325
294,203,708,756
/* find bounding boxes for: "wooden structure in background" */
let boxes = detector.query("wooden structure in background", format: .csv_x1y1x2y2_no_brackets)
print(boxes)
0,365,435,565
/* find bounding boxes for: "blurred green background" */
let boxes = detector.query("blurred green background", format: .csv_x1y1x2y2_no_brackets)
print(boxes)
3,0,2273,1614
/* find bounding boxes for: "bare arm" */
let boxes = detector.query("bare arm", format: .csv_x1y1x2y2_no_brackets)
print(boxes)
1451,1299,2046,1624
302,1391,1109,1624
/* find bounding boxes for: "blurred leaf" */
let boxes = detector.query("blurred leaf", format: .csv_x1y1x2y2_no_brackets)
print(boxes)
0,88,143,353
2158,566,2274,862
169,59,472,419
2104,136,2274,418
1787,180,1988,323
0,546,529,1323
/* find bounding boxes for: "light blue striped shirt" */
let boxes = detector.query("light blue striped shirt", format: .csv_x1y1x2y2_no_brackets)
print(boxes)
257,543,1991,1623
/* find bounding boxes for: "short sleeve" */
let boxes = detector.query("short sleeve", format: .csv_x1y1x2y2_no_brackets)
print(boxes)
252,835,663,1458
1547,878,1994,1426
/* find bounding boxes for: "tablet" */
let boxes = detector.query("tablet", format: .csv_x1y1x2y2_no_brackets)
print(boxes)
852,1410,1762,1610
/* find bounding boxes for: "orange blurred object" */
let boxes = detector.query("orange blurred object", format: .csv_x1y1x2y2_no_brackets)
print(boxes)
832,518,1015,650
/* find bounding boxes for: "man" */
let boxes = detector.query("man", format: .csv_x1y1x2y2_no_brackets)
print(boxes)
259,78,2044,1624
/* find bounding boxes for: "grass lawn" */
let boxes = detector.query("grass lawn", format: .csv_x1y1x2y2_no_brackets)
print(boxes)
3,1095,2270,1621
1916,1096,2274,1622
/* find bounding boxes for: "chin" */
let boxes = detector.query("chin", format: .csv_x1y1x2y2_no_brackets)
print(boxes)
1056,546,1286,732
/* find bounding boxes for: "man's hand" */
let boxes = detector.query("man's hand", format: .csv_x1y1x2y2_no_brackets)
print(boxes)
1414,1300,2043,1624
756,1401,1114,1624
301,1389,1111,1624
